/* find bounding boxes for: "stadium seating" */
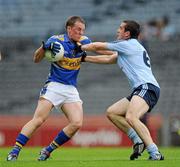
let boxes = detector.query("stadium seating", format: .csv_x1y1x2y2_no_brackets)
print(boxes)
0,0,179,38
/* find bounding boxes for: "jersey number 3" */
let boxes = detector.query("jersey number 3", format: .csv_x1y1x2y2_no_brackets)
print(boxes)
143,51,151,68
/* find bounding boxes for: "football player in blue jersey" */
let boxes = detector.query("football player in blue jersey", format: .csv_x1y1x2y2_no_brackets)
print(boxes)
81,20,164,161
6,16,113,161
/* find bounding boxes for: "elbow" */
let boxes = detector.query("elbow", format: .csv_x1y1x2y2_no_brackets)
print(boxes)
107,61,114,64
107,57,117,64
33,58,39,63
33,57,41,63
33,54,40,63
103,58,113,64
33,53,37,63
33,47,45,63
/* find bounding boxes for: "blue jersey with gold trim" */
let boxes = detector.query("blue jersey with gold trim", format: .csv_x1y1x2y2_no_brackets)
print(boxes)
46,34,91,87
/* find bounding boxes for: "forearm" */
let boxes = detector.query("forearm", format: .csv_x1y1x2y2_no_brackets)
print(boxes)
96,50,114,55
85,54,117,64
33,46,45,63
81,42,108,52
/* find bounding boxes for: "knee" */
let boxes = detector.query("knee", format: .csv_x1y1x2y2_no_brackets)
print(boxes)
125,112,137,127
70,120,83,131
106,106,114,120
32,117,45,127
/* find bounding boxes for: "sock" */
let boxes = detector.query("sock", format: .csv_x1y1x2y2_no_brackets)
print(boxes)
11,133,29,155
147,143,159,156
46,141,59,153
46,130,70,153
127,128,143,144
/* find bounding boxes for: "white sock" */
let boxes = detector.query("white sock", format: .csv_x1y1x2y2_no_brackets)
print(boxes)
147,143,159,155
127,128,143,144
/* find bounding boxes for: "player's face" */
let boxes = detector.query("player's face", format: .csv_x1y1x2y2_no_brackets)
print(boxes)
67,21,85,42
116,22,130,40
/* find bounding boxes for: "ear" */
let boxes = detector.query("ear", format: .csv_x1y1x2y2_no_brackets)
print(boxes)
67,26,71,32
125,31,130,38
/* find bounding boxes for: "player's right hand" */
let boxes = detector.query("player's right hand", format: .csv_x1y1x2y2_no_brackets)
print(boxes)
42,41,61,55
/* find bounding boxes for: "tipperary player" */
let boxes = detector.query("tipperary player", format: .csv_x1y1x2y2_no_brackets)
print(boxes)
7,16,113,161
81,20,164,160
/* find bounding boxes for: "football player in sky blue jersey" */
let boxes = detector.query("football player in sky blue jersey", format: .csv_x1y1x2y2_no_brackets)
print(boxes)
7,16,113,161
82,20,164,160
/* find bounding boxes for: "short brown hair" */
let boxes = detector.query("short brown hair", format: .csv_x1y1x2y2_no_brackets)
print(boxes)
65,16,85,29
123,20,140,39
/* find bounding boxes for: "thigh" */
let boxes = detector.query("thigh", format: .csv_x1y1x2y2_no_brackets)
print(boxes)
107,97,130,116
127,95,149,119
128,83,160,112
33,98,54,120
61,102,83,122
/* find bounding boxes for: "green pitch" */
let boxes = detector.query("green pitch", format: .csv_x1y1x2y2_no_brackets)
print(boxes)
0,147,179,167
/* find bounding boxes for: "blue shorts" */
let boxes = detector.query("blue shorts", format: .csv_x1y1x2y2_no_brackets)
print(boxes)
126,83,160,112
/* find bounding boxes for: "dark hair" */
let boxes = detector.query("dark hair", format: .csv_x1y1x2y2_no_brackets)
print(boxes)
65,16,85,29
123,20,140,39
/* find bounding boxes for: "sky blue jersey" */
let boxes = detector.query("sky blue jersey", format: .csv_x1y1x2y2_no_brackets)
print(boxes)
46,34,91,87
107,39,159,90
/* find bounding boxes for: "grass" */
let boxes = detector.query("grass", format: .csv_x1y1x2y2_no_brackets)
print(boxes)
0,147,179,167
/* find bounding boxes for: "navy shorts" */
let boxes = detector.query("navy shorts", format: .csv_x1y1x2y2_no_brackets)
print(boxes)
126,83,160,112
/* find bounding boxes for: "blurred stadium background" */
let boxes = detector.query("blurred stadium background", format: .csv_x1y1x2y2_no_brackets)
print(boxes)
0,0,180,148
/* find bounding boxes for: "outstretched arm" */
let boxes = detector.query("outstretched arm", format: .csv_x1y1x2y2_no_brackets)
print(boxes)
84,52,117,64
81,42,117,64
81,42,108,52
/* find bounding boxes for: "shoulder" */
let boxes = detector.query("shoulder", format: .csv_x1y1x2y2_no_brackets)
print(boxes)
47,34,65,42
56,34,66,42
